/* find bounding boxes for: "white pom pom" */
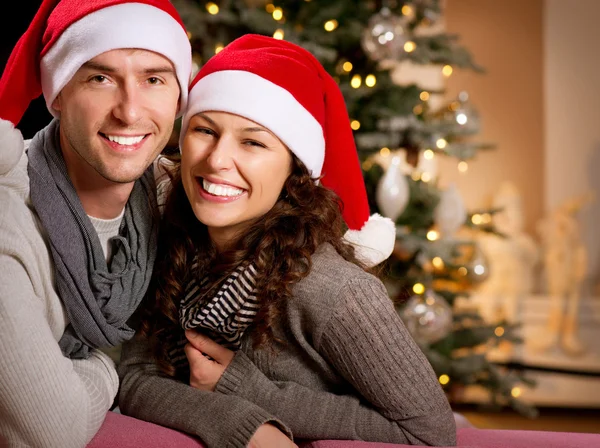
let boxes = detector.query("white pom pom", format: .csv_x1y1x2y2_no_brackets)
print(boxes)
0,119,25,175
344,213,396,267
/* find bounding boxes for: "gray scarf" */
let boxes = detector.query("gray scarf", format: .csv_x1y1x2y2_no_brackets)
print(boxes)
27,119,158,359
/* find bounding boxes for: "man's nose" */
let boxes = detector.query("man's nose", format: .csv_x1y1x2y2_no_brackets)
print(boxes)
112,82,143,125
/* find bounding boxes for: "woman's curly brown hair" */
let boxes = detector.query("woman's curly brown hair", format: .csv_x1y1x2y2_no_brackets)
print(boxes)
139,155,373,376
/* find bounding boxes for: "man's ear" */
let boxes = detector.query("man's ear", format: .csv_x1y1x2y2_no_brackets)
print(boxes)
51,94,61,112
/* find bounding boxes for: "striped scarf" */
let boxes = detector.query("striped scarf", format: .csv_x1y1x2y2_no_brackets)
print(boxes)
178,260,260,352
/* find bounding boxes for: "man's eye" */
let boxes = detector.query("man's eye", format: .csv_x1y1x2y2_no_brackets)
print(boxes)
90,75,107,83
148,77,163,85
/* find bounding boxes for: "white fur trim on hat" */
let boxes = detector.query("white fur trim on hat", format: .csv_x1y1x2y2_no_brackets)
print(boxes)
181,70,326,177
344,213,396,267
0,119,24,175
40,3,192,118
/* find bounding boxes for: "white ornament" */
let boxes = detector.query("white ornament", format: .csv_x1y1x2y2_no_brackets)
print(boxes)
434,184,467,237
400,289,453,344
376,155,410,221
361,7,408,62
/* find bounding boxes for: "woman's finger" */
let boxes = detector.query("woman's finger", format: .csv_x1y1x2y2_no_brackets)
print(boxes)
185,330,235,365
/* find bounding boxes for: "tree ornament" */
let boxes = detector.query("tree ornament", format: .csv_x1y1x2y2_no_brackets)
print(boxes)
376,155,410,221
465,244,491,284
434,184,467,237
400,289,453,344
361,7,409,61
448,91,480,134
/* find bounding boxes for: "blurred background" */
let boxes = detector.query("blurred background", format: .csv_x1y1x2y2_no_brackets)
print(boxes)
5,0,600,434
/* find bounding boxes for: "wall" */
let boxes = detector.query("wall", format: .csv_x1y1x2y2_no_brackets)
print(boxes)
442,0,545,236
544,0,600,294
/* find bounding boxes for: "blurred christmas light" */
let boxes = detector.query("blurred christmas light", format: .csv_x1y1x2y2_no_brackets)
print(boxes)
458,267,468,276
404,41,416,52
436,138,447,149
432,257,445,269
495,326,505,337
421,172,432,183
365,74,377,87
206,2,219,14
272,7,283,20
215,43,224,54
439,374,450,385
456,113,468,125
471,214,482,225
266,3,275,13
343,61,353,72
458,161,469,173
420,91,430,101
351,74,362,88
423,149,434,159
449,101,460,111
443,65,453,76
413,104,423,114
324,19,338,31
426,230,440,241
273,29,284,39
402,4,415,17
511,387,522,398
413,283,425,294
481,213,492,224
351,120,361,130
380,147,390,157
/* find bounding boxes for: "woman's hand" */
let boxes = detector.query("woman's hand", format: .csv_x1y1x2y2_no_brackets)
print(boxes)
184,330,235,391
249,424,298,448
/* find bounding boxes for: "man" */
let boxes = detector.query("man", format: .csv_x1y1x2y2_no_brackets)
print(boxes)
0,1,293,447
0,0,190,445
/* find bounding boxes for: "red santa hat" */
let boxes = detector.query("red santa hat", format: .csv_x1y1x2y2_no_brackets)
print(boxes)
0,0,192,174
181,34,395,267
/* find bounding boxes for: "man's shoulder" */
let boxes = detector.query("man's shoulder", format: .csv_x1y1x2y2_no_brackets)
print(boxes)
154,154,176,213
0,151,49,259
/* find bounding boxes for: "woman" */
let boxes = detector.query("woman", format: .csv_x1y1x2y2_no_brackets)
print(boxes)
119,34,456,448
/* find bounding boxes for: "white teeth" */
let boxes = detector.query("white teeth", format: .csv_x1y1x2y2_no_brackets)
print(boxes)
202,179,244,197
106,135,144,145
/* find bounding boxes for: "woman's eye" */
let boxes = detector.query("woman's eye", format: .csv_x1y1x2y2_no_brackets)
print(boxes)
244,140,266,148
194,127,216,136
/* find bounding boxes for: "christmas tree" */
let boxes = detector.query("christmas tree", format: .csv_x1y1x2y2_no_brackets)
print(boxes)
172,0,537,417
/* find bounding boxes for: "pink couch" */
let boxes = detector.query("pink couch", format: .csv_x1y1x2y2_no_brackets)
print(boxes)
87,411,600,448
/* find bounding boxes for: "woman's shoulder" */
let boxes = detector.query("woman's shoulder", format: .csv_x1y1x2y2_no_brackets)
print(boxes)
311,242,368,276
293,243,383,305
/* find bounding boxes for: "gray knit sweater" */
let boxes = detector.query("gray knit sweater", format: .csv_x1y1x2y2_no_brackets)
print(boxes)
119,244,456,447
0,150,119,448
